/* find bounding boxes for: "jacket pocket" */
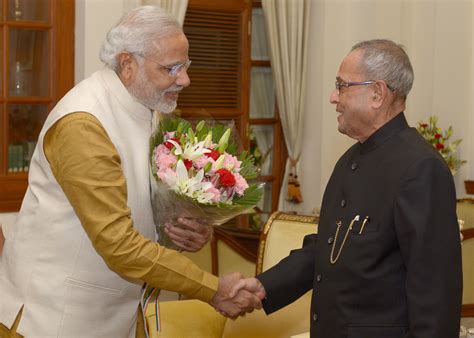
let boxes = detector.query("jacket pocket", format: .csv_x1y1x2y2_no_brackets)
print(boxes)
65,276,122,294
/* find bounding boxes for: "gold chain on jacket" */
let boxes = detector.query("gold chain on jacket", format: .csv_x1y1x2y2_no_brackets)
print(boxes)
329,215,360,264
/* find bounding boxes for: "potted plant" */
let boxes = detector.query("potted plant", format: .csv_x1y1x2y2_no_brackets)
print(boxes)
416,116,466,176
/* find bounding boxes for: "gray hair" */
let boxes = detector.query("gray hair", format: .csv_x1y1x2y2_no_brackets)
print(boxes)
99,6,183,71
351,39,414,98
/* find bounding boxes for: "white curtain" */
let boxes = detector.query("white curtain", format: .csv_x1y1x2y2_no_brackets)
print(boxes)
253,125,273,176
123,0,188,25
262,0,311,212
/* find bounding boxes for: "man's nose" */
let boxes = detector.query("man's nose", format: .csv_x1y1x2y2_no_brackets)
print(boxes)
329,89,339,104
176,69,190,87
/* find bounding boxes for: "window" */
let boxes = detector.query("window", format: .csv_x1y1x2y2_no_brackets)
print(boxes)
179,0,286,231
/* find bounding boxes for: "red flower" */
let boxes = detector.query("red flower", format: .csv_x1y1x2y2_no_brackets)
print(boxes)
216,168,236,187
164,137,180,150
436,143,445,149
205,149,220,161
435,133,442,139
183,159,193,170
419,123,428,128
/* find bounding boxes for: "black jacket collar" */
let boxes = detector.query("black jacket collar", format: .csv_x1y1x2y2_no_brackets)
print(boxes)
359,112,409,155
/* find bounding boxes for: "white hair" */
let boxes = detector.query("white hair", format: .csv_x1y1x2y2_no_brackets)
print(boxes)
99,6,182,71
351,39,414,98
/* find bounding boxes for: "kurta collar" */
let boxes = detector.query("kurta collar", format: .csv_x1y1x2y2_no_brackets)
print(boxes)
99,67,152,121
359,112,409,155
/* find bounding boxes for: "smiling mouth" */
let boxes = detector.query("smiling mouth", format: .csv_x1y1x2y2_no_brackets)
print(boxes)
165,91,180,98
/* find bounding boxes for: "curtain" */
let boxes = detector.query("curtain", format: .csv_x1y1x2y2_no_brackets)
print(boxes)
250,68,275,176
253,125,273,176
262,0,310,212
250,67,275,119
123,0,188,25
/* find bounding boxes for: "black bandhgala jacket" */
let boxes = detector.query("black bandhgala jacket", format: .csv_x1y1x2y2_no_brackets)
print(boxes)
258,113,462,338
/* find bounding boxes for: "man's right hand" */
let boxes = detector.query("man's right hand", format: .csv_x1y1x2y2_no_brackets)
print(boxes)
209,272,266,319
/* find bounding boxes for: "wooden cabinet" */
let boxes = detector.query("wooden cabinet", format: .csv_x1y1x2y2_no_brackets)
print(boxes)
0,0,74,212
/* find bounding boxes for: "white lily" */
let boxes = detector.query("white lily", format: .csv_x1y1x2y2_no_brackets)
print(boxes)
172,160,214,202
168,139,210,161
213,154,225,170
217,128,231,153
203,131,213,148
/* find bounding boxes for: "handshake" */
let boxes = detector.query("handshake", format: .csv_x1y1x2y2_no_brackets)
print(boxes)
209,272,266,319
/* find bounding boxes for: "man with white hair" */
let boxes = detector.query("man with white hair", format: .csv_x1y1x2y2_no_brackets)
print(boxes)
0,6,262,337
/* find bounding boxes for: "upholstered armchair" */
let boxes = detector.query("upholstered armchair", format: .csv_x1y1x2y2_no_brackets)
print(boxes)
146,212,318,338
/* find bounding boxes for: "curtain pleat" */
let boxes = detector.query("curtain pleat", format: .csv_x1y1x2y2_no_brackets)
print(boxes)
262,0,310,212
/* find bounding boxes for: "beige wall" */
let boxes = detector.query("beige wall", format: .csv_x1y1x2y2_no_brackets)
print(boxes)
299,0,474,213
75,0,125,83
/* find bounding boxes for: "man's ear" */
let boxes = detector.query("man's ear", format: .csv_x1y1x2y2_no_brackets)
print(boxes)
371,80,386,108
117,53,136,86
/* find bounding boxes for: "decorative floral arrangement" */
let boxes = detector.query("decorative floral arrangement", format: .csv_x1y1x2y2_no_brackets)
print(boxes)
149,116,263,248
416,115,466,175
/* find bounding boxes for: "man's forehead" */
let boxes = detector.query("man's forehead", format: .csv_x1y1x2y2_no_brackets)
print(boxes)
150,33,188,55
338,50,363,78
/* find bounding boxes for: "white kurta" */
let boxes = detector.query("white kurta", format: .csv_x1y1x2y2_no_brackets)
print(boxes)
0,68,156,337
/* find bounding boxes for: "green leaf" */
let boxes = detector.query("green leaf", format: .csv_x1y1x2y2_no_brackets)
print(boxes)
233,183,264,207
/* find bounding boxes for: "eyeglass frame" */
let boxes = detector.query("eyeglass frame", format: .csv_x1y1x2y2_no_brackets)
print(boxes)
335,78,395,94
133,52,192,78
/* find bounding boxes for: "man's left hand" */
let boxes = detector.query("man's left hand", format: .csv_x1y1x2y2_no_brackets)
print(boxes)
164,217,213,252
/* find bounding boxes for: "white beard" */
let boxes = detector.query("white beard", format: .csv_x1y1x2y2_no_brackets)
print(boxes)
127,66,180,113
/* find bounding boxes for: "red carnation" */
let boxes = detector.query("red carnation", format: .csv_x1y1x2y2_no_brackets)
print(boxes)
419,123,428,128
216,168,236,187
205,149,220,161
183,159,193,170
164,137,180,150
435,133,442,139
436,143,445,149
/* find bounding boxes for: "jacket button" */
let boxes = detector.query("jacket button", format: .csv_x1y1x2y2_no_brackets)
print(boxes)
351,162,358,170
316,274,322,282
327,237,334,244
341,199,346,207
312,313,318,322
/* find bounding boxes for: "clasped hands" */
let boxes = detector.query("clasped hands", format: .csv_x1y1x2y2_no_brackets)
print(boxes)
209,272,266,320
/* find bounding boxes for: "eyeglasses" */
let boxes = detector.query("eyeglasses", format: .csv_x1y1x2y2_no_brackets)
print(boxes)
134,53,191,78
335,79,394,94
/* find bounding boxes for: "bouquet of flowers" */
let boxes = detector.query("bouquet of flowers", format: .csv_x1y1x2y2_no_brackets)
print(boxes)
417,115,466,175
149,116,264,248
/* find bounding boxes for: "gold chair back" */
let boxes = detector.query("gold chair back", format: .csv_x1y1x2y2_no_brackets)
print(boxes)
462,228,474,317
222,212,318,338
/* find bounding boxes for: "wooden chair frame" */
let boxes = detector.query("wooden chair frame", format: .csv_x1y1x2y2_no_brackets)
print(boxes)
255,211,319,275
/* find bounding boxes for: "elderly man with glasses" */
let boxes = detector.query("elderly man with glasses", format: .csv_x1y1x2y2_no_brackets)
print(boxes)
0,6,263,338
233,39,462,338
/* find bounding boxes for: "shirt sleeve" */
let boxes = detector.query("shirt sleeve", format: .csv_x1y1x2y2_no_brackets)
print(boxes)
394,156,462,337
43,112,218,302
